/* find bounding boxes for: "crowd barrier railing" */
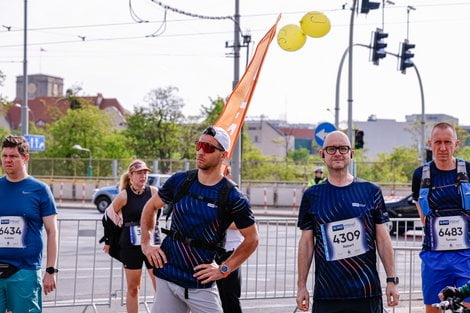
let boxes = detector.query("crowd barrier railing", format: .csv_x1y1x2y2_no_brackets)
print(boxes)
43,217,424,312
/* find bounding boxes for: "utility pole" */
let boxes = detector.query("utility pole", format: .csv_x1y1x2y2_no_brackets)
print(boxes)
21,0,29,136
230,0,241,185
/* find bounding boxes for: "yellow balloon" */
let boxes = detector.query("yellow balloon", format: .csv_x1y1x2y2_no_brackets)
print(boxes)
277,24,306,52
300,11,331,38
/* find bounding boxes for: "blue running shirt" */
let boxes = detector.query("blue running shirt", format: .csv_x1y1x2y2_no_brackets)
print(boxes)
412,161,470,251
297,178,389,300
157,171,255,288
0,176,57,269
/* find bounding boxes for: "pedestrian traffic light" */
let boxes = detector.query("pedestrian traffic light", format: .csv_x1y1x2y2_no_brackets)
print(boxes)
371,28,388,65
355,130,364,149
399,39,415,74
360,0,380,14
426,149,432,162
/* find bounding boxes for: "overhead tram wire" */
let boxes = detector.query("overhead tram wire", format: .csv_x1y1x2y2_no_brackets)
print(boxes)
2,1,470,34
129,0,149,23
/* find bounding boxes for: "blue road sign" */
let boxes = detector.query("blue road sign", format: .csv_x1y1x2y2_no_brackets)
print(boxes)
24,134,45,151
314,122,336,147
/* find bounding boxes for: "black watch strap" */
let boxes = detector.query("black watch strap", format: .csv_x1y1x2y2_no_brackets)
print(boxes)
386,277,399,284
46,267,59,274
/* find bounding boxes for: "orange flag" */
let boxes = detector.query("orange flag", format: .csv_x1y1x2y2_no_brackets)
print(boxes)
215,15,281,161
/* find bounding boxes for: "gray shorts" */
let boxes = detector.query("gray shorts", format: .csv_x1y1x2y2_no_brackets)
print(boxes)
151,277,223,313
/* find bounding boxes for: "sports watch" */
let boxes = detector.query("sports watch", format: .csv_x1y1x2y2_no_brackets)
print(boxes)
46,267,59,275
386,277,399,284
219,264,230,278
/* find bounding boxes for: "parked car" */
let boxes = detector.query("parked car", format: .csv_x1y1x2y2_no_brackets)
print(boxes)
384,194,420,235
92,173,171,213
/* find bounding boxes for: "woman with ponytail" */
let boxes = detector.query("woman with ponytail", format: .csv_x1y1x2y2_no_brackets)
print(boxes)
103,160,158,313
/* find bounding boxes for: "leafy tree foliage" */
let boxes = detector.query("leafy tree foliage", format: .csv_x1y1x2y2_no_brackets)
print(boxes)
125,87,184,160
44,102,126,158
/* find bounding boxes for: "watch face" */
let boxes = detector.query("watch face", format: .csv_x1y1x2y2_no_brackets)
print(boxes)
220,265,229,273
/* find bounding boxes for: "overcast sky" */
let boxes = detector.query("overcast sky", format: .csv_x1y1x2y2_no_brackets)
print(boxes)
1,0,470,127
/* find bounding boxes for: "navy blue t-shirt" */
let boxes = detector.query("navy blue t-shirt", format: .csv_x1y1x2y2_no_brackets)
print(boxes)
156,171,255,288
297,178,389,300
412,161,470,251
0,176,57,269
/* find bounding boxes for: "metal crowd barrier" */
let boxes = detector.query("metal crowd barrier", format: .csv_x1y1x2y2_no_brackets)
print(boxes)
42,217,425,312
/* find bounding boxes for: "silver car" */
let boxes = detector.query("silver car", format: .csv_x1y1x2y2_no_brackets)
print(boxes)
92,173,171,213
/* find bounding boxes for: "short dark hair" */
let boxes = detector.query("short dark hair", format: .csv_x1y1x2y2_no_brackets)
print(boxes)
2,135,30,156
431,122,457,140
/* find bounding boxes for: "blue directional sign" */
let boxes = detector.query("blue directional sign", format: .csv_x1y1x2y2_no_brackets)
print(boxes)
24,134,45,151
314,122,336,147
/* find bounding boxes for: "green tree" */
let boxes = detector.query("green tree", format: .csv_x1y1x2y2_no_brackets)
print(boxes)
456,146,470,161
44,102,124,158
125,86,184,160
287,148,310,162
367,147,419,183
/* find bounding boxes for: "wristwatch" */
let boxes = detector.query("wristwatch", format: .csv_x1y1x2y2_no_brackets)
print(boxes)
219,264,230,278
46,267,59,275
386,277,399,284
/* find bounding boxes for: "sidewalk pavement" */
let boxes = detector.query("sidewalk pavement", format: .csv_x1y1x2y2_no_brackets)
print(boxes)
43,298,425,313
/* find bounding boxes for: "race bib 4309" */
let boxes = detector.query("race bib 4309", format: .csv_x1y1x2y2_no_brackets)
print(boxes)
321,217,369,261
0,216,26,248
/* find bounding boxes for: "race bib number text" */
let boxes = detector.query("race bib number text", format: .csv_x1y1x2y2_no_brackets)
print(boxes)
430,215,470,251
0,216,26,248
321,217,369,261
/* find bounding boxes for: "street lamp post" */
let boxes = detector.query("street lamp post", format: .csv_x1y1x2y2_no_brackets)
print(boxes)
72,144,92,177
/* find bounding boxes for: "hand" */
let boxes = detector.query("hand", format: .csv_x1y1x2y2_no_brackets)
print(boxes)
193,261,222,284
386,283,400,306
103,244,110,254
141,244,167,268
43,273,57,295
439,286,462,301
296,287,310,311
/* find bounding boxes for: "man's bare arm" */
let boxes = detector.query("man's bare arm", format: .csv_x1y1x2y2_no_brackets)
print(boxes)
376,223,399,307
296,230,314,312
140,193,167,267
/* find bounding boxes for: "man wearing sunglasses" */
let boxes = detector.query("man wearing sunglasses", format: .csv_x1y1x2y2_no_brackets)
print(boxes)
140,126,259,313
296,131,399,313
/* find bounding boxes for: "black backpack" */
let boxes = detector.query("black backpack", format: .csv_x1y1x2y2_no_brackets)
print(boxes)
162,169,237,254
99,213,122,262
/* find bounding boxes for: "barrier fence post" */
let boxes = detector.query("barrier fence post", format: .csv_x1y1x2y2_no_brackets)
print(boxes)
81,183,86,206
263,188,268,214
59,182,64,205
292,189,297,213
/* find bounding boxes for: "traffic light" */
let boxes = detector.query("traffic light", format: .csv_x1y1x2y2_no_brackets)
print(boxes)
399,39,416,74
371,28,388,65
360,0,380,14
426,149,432,162
354,130,364,149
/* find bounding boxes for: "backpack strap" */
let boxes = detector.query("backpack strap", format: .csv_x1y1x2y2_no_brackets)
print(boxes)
457,158,469,183
164,169,198,224
420,161,432,188
161,171,238,254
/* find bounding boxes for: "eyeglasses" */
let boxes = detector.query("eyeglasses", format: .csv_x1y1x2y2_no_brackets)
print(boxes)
195,141,224,153
323,146,351,155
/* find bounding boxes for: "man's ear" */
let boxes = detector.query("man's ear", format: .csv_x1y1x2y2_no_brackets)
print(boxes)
320,150,324,159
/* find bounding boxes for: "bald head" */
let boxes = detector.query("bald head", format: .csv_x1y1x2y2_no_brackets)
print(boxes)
323,131,351,148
